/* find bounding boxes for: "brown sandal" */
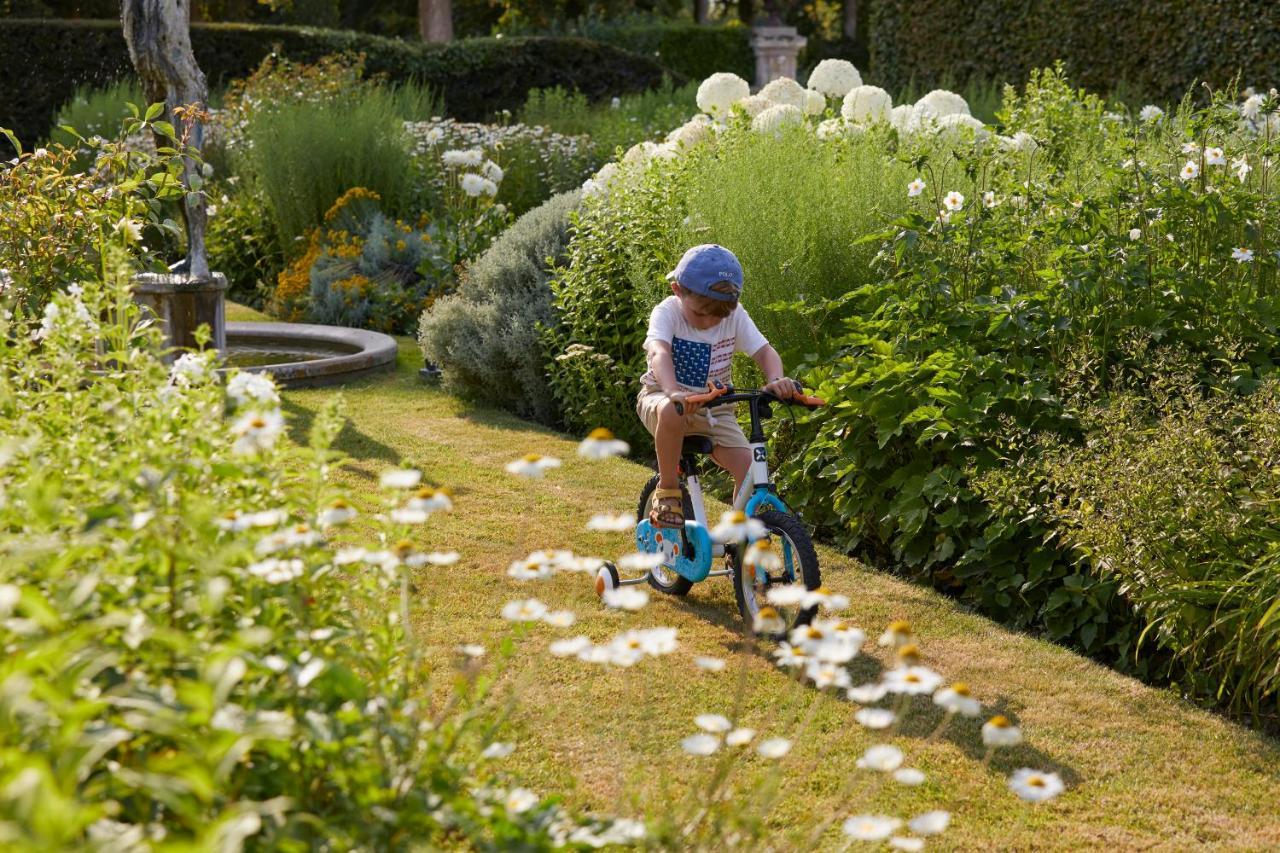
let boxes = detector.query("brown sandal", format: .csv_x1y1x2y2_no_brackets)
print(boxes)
649,487,685,529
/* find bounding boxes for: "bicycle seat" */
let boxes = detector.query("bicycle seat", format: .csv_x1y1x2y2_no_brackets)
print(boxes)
681,436,715,456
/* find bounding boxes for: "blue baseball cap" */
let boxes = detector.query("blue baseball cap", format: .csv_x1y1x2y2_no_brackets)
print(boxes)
665,244,743,302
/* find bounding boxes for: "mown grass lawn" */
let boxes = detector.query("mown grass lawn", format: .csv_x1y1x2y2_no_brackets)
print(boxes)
231,302,1280,849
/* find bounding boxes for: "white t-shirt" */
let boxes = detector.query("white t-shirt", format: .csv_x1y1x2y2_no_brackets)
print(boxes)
640,296,768,392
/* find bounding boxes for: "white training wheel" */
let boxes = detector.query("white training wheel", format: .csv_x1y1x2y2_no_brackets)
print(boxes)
594,562,621,598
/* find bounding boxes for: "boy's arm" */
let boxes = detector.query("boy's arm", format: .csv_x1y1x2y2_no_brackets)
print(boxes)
751,344,798,399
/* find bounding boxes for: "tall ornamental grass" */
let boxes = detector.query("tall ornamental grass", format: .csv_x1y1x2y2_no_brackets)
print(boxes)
519,80,697,158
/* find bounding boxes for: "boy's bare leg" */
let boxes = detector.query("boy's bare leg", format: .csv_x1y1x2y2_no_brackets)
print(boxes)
712,445,752,503
655,397,687,490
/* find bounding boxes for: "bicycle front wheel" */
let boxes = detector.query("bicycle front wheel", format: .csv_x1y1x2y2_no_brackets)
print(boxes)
730,510,821,637
636,474,694,596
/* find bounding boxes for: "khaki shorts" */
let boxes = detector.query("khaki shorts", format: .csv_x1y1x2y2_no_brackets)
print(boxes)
635,387,750,450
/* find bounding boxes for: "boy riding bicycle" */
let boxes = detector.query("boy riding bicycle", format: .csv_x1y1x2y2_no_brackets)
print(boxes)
637,244,800,529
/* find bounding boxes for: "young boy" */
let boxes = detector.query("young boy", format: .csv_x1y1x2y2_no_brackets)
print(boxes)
636,243,798,528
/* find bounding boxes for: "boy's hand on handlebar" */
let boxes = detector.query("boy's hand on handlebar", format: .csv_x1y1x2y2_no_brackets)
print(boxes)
762,376,802,400
668,391,700,417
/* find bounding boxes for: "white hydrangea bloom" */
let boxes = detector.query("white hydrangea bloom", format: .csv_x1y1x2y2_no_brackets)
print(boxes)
841,85,893,124
807,59,862,98
816,118,847,140
696,72,750,117
889,104,915,132
1000,131,1038,153
665,115,713,149
622,140,662,166
913,89,971,129
935,113,990,141
804,89,826,115
759,77,808,111
752,103,805,135
735,93,774,118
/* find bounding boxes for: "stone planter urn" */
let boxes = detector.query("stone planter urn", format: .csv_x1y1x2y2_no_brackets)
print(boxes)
750,25,808,88
131,272,228,362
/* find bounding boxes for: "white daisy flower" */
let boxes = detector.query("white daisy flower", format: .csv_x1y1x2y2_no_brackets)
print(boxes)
389,507,430,525
1205,146,1226,166
908,810,950,835
695,656,726,672
907,178,926,197
695,714,732,733
856,744,904,772
1232,247,1254,263
1008,768,1065,802
505,788,538,814
422,551,460,566
457,643,485,658
1180,160,1200,181
753,606,786,635
461,173,487,197
226,371,279,407
842,815,902,841
884,666,944,695
247,558,305,584
889,838,925,852
407,487,453,513
933,683,983,717
1138,104,1163,122
317,499,357,528
981,715,1023,747
681,733,720,755
481,160,504,183
893,767,926,786
231,409,285,455
710,510,767,543
505,454,562,478
543,610,576,628
334,547,367,565
766,583,808,606
442,148,483,168
578,427,630,459
587,512,636,532
380,468,422,489
602,587,649,611
501,598,548,622
481,741,515,759
745,540,783,573
757,737,791,758
854,708,896,729
726,727,755,746
549,636,592,657
773,642,809,667
617,551,665,571
943,191,965,212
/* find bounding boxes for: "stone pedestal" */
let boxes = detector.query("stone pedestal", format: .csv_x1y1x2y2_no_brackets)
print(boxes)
132,272,228,361
750,25,808,88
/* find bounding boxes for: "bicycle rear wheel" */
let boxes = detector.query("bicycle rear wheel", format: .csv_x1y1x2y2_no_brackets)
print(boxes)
730,510,821,638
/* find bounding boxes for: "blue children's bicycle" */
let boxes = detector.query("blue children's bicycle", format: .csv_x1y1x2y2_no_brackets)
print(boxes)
595,382,826,635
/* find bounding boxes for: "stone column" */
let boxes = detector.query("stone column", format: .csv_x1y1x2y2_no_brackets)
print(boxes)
132,272,228,361
750,25,808,88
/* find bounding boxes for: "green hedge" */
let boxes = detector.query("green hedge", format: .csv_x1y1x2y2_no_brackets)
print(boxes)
578,20,755,83
869,0,1280,102
0,18,675,151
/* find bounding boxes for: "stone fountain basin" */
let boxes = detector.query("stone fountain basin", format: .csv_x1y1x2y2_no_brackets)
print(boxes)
224,322,398,388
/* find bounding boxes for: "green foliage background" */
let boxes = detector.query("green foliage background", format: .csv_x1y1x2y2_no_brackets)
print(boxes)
869,0,1280,102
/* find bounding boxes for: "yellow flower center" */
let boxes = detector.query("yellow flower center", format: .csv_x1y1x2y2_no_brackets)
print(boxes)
897,643,920,661
414,486,436,498
523,453,542,463
727,511,746,523
887,619,911,634
294,524,311,533
904,673,921,684
952,682,971,696
757,606,779,620
813,585,831,596
329,499,348,509
587,427,615,440
250,417,266,429
221,511,239,520
1028,776,1046,788
988,715,1010,728
805,627,823,640
395,538,414,554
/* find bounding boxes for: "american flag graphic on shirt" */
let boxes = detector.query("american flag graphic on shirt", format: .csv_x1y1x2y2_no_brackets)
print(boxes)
671,336,735,390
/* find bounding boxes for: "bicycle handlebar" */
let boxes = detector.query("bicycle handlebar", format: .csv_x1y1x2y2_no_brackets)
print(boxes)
672,382,825,416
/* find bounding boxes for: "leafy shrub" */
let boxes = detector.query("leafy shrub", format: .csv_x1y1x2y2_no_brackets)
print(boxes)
519,79,697,162
419,189,581,425
571,19,753,83
271,187,467,334
46,78,146,147
0,112,189,316
0,18,674,153
205,180,285,308
976,378,1280,722
869,0,1280,104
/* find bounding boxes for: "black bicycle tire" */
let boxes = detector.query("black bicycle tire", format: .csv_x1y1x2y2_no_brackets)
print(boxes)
731,510,821,634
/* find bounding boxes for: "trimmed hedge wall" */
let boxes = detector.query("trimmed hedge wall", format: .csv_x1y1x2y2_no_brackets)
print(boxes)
869,0,1280,102
579,21,754,83
0,18,676,150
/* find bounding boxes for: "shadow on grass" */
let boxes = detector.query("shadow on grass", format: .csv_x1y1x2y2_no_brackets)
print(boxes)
662,584,1081,788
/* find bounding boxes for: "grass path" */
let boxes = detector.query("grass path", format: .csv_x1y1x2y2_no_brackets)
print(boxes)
234,303,1280,849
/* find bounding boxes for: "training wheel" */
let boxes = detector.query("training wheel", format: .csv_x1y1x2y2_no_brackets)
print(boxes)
594,562,621,598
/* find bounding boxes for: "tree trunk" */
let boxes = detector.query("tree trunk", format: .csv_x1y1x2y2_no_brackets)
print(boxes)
843,0,858,39
695,0,709,24
121,0,210,280
419,0,453,42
